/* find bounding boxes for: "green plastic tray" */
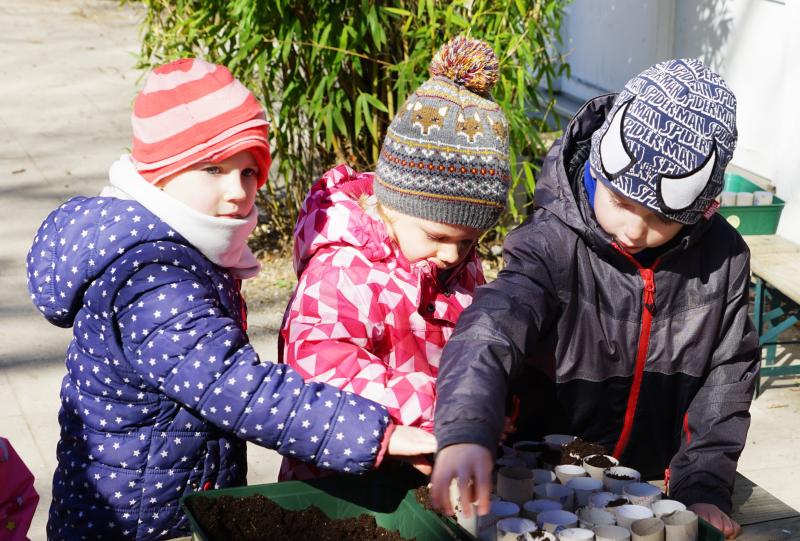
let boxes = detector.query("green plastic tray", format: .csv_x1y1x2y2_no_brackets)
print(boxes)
182,473,724,541
698,517,725,541
181,472,471,541
718,173,785,234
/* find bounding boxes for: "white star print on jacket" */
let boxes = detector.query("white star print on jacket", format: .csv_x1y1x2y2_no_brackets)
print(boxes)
27,196,390,541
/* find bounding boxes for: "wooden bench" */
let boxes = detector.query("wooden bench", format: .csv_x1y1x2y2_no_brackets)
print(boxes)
742,235,800,395
732,472,800,540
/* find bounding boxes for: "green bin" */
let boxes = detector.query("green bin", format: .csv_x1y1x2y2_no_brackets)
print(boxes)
718,173,784,234
182,472,471,541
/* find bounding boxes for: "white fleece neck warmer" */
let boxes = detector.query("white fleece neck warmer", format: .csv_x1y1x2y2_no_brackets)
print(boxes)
102,155,261,279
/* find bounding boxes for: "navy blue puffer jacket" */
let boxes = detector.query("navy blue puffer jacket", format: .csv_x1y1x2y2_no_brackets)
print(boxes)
27,196,390,540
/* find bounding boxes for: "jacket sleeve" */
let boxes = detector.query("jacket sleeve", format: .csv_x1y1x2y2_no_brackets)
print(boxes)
113,254,390,474
282,262,437,430
435,217,560,452
669,237,759,513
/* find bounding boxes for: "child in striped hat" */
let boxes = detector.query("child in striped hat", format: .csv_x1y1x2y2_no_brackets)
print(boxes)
279,37,514,480
27,58,435,541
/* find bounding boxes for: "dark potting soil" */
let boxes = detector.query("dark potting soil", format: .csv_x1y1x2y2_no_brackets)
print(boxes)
413,486,455,518
560,438,606,464
606,498,629,508
584,455,616,468
605,471,635,481
188,493,412,541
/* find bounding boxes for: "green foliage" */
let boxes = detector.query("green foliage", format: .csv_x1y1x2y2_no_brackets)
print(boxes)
127,0,569,253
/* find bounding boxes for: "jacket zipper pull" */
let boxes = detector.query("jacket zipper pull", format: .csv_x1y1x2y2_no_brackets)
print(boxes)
641,268,656,312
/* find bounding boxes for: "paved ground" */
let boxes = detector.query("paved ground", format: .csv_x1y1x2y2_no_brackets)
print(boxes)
0,1,797,539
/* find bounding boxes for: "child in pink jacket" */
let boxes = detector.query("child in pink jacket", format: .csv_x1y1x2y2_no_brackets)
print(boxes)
280,37,511,479
0,437,38,541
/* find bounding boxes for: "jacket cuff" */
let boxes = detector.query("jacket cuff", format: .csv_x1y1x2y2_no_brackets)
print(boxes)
374,423,396,468
670,475,733,514
436,421,497,455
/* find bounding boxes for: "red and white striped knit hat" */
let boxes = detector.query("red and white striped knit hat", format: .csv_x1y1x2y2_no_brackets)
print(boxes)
131,58,271,187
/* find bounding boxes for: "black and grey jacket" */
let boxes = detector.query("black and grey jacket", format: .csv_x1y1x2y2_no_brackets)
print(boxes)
434,95,759,513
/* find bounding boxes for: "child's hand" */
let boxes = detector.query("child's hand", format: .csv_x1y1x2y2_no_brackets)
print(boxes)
499,416,517,442
387,425,437,456
688,503,741,539
430,443,493,518
386,426,437,476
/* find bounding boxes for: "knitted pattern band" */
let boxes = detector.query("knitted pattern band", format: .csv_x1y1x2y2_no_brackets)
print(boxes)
589,58,737,224
131,58,271,187
374,36,510,230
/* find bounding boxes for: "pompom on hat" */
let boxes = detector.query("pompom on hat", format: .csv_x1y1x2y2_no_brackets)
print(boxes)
374,36,510,230
131,58,271,187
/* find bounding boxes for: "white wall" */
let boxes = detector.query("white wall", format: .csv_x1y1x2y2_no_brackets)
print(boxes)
559,0,675,98
559,0,800,242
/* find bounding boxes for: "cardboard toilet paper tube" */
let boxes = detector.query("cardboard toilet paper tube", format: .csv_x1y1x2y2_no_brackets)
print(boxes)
631,517,665,541
496,517,538,541
556,464,588,485
450,480,478,535
595,525,632,541
662,510,698,541
497,466,536,505
577,507,616,529
651,500,686,518
532,469,558,486
478,500,521,533
558,527,596,541
614,504,654,529
623,482,663,507
522,498,563,521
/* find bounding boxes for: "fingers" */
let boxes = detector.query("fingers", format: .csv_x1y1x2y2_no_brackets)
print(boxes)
473,457,492,516
730,519,742,539
704,511,726,535
412,462,433,476
387,426,437,456
430,462,454,516
723,516,741,539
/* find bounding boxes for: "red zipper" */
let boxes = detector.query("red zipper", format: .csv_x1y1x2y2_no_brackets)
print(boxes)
683,411,691,444
611,244,658,459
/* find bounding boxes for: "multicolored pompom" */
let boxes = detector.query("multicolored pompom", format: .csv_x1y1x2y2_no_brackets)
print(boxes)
429,36,499,97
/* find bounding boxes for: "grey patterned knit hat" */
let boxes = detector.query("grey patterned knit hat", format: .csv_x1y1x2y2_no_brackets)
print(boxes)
374,36,510,230
589,58,737,224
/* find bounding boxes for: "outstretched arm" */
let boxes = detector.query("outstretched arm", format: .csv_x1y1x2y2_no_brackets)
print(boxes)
669,237,758,538
432,221,560,514
114,257,399,474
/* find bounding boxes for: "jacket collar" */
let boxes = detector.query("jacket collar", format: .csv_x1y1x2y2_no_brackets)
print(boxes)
105,155,261,279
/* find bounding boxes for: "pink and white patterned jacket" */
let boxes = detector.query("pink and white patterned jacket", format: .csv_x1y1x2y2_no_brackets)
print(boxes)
280,164,485,434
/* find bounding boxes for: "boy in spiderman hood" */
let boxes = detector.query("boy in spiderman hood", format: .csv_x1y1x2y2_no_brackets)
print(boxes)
26,58,434,541
430,58,758,538
279,37,513,480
